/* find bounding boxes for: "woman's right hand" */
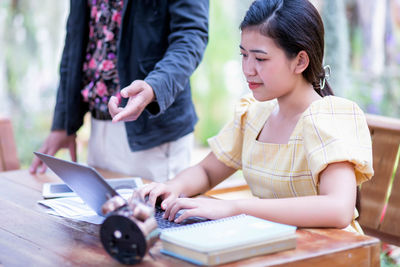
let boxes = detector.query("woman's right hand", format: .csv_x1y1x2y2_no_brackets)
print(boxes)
139,182,181,210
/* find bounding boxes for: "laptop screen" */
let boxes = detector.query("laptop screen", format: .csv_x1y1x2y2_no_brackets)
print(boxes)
34,152,118,216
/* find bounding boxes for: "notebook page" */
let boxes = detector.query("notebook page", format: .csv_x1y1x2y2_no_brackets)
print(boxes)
160,214,297,252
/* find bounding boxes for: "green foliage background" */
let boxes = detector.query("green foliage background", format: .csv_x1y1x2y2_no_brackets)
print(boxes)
1,0,400,170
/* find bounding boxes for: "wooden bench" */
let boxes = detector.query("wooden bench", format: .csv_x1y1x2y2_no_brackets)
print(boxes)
359,113,400,246
0,118,19,171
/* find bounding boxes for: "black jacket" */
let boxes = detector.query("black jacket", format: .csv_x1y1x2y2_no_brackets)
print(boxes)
52,0,209,151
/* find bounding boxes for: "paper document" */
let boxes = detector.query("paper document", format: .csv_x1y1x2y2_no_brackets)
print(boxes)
38,189,134,224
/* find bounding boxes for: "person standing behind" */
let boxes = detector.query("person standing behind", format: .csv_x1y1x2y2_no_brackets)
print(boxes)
30,0,209,182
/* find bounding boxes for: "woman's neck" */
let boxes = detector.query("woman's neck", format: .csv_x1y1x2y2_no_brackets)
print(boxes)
276,80,322,119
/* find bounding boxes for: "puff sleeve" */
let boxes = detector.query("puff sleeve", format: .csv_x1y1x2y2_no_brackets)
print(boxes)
303,96,374,185
207,95,256,170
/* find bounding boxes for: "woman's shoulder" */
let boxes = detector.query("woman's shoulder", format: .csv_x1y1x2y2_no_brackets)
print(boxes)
235,94,276,117
302,96,373,186
308,95,364,114
302,95,368,134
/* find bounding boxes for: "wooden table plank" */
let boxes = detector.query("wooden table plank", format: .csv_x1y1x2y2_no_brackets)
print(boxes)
0,228,77,267
0,199,113,265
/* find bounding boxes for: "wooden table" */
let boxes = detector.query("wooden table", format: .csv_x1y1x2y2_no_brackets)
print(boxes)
0,169,381,266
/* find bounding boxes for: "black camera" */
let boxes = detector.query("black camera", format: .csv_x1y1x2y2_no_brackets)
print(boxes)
100,195,159,265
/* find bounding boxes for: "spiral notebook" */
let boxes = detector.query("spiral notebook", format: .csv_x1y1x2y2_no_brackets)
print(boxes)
160,214,297,266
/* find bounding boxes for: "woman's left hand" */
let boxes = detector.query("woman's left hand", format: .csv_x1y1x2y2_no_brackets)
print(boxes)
163,198,237,223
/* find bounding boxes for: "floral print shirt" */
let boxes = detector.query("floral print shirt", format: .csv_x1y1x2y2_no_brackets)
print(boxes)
81,0,123,120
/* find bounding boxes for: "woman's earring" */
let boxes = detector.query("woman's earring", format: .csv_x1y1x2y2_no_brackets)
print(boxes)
320,65,331,90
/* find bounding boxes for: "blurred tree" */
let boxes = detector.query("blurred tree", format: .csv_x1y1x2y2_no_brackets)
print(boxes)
381,0,400,117
356,0,386,76
0,0,68,167
191,0,252,145
356,0,386,114
347,0,400,118
320,0,350,97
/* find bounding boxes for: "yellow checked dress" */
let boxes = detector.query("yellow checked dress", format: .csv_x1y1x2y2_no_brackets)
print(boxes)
208,94,374,233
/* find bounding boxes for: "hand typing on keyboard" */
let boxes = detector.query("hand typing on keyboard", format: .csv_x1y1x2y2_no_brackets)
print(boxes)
136,170,238,225
154,205,208,229
136,183,208,228
161,197,238,224
138,182,181,211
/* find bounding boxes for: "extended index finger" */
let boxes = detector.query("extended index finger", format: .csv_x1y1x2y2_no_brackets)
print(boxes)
112,96,144,122
108,96,123,118
120,81,143,98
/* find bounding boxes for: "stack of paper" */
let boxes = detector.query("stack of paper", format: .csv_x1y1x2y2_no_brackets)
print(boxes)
38,189,133,224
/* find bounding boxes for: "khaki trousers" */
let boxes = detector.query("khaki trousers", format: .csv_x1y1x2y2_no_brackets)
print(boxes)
87,118,193,182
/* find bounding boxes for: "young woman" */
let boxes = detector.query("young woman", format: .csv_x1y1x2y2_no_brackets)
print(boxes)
139,0,373,232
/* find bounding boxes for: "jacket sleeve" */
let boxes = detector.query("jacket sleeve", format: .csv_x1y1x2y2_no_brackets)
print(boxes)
51,1,88,134
144,0,209,116
51,20,70,131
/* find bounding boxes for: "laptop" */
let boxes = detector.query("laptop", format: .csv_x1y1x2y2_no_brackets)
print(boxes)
35,152,208,228
35,152,128,216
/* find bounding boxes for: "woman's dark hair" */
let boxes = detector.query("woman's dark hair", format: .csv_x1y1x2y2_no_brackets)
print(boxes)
240,0,333,96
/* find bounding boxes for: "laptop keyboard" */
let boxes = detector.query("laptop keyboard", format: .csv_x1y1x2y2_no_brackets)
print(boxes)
154,205,209,229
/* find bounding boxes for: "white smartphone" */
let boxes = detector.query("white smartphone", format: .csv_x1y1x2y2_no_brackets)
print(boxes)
42,177,143,199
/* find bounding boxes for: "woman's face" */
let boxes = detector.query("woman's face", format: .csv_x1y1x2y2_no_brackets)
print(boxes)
240,28,297,101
